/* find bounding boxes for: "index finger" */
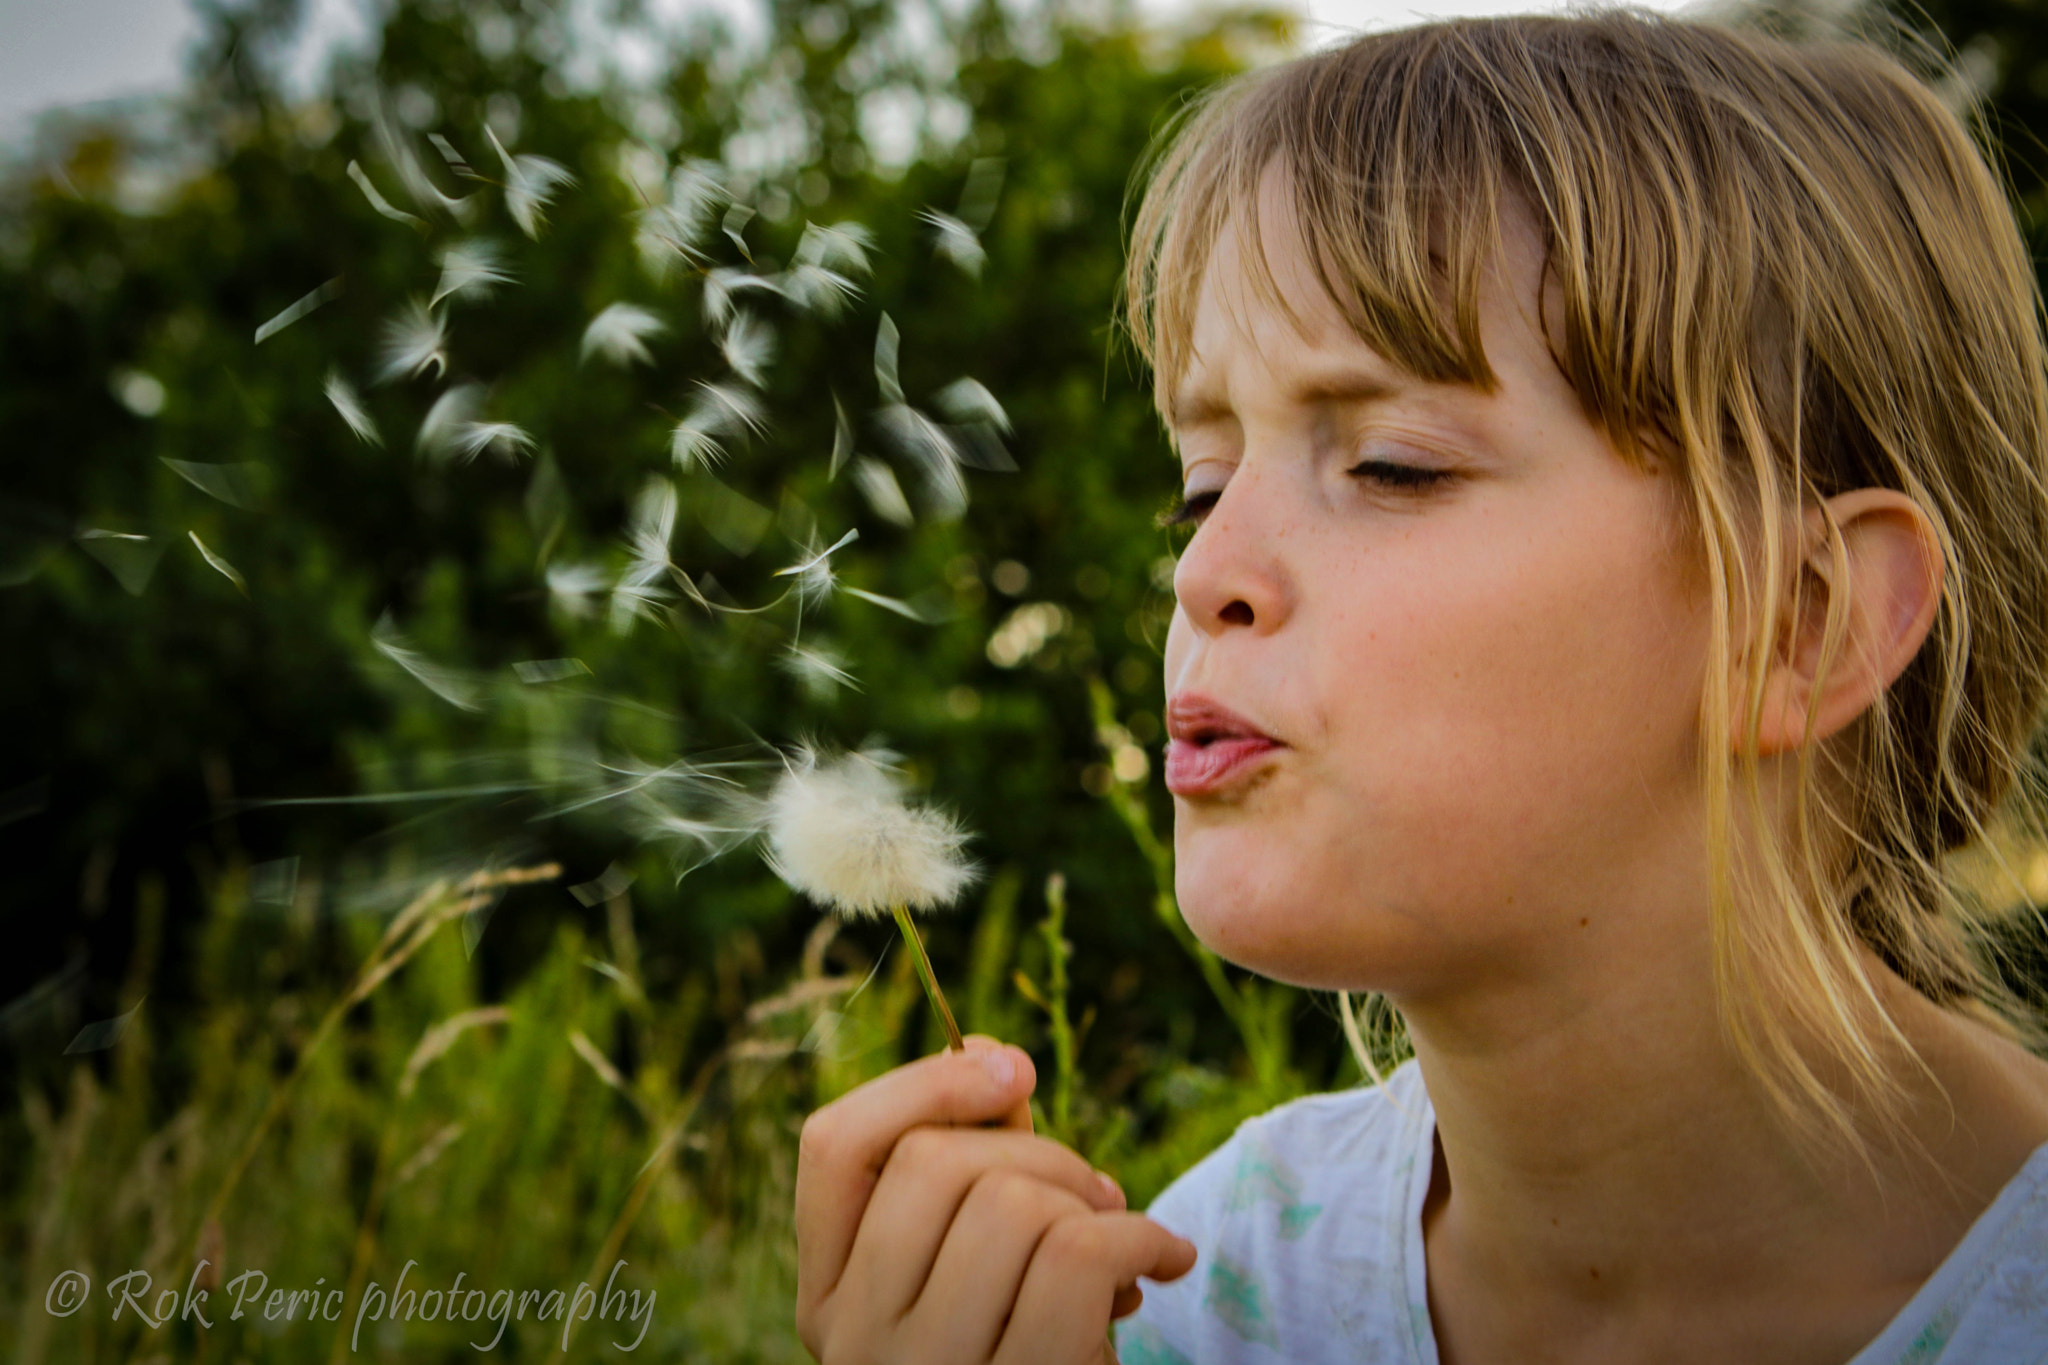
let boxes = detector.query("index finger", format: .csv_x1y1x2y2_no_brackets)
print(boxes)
795,1035,1036,1306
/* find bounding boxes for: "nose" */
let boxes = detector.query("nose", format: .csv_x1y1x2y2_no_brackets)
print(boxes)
1171,464,1294,637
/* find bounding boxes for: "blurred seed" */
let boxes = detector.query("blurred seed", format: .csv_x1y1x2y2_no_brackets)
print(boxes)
76,529,164,595
253,277,342,344
188,531,248,596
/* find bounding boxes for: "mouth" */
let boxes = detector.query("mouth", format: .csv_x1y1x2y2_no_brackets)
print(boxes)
1164,693,1284,797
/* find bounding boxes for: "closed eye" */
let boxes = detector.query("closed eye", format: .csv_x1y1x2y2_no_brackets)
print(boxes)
1158,461,1449,530
1157,490,1219,529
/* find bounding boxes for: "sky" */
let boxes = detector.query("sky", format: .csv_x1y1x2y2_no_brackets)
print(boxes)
0,0,1689,136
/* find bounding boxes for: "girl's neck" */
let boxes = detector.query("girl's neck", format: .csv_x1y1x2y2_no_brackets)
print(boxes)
1404,963,2048,1363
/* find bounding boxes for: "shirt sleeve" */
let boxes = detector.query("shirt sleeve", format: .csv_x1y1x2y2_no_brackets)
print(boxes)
1113,1120,1260,1365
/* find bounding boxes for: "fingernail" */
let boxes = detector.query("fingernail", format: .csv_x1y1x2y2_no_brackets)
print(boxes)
1097,1172,1125,1206
978,1047,1016,1088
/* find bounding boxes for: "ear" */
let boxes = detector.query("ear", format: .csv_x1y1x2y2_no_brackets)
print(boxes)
1749,489,1944,756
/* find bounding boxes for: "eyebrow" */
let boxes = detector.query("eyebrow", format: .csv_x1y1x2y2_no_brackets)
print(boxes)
1168,369,1400,429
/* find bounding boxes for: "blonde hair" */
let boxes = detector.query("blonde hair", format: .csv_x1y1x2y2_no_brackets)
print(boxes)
1122,10,2048,1156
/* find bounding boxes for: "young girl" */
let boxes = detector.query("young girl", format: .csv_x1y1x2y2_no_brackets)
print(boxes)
793,12,2048,1363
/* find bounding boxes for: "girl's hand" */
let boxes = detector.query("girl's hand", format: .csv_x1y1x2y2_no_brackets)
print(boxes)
795,1034,1199,1364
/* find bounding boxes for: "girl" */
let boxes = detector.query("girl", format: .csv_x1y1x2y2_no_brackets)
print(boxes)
794,12,2048,1363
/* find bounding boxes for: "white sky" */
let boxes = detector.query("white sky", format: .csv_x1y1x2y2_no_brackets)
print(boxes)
0,0,1689,134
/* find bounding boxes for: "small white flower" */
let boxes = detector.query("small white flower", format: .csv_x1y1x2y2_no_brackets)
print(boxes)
324,369,382,446
486,125,575,239
580,303,667,367
919,207,985,279
377,300,449,383
432,239,514,306
764,748,974,917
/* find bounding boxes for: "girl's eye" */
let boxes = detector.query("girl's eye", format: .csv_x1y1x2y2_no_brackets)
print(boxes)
1349,458,1453,492
1157,489,1220,529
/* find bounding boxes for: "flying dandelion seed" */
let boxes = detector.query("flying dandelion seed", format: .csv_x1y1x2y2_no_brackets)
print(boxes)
780,262,858,319
188,531,248,596
371,613,484,711
512,658,591,684
377,300,449,383
874,313,903,405
780,642,859,697
850,456,913,527
701,266,785,330
347,160,426,228
794,219,876,276
373,97,475,220
720,203,756,259
254,277,343,344
719,311,776,388
416,382,486,457
76,529,164,595
919,207,986,279
324,369,382,446
935,377,1011,434
670,381,767,471
829,394,855,479
545,561,608,619
64,998,144,1054
764,747,974,1049
486,125,575,239
428,132,477,179
876,405,968,519
432,239,514,306
774,528,858,609
448,421,537,464
580,303,667,367
162,458,265,510
841,584,935,621
634,161,726,278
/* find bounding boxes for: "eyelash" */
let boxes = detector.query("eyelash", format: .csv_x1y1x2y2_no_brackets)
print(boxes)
1157,459,1453,529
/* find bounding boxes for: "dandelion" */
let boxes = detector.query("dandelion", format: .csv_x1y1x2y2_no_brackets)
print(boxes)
764,747,974,1049
919,207,985,279
377,300,449,383
324,369,382,446
486,125,575,239
432,239,514,306
581,303,667,367
670,381,767,471
719,311,776,388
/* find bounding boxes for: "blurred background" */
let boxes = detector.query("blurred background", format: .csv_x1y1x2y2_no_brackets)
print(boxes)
4,0,2045,1360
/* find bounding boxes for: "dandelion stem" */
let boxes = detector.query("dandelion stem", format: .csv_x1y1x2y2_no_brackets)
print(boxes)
892,904,963,1051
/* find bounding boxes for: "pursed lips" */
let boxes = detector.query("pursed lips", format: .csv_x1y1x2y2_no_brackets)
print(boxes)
1164,693,1285,797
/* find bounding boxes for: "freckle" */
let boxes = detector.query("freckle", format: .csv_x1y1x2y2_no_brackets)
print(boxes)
1578,917,1588,928
1589,1268,1600,1280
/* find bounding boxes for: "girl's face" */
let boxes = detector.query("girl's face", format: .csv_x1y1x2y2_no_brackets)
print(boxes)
1162,172,1718,1008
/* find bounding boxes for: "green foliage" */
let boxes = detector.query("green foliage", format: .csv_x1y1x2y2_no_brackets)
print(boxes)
2,0,1354,1356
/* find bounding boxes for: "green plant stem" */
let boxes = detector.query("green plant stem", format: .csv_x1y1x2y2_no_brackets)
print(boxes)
1042,873,1076,1140
892,904,964,1051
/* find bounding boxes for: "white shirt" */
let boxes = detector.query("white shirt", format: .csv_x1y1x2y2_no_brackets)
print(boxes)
1115,1060,2048,1364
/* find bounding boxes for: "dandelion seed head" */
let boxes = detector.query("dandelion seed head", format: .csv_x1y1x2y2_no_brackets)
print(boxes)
581,303,667,367
765,748,974,917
